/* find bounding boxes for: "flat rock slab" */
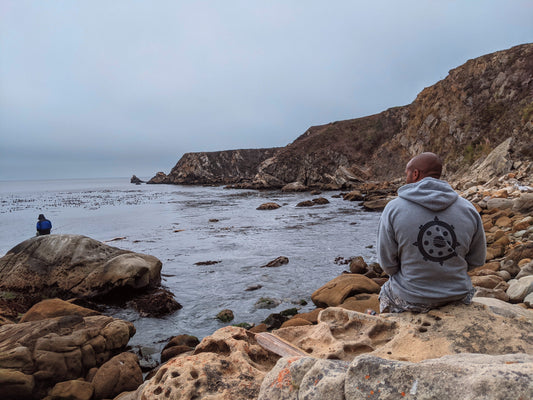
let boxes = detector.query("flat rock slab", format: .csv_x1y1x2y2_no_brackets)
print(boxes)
259,353,533,400
0,234,162,299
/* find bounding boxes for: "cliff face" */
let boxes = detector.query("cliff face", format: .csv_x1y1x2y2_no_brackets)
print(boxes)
150,43,533,189
148,148,282,185
369,42,533,182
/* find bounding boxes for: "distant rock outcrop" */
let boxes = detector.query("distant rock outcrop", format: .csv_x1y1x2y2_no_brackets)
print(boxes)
148,148,281,185
150,43,533,190
130,175,144,184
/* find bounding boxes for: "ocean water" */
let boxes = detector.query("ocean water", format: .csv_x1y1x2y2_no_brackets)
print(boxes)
0,178,381,352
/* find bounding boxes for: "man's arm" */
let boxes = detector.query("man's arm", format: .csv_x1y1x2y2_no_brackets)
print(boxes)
465,211,487,270
377,208,400,276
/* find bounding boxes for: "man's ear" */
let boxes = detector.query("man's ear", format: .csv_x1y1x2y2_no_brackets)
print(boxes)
413,169,420,181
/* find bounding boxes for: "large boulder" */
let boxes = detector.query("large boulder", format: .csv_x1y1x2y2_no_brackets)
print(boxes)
0,234,162,299
0,310,135,400
259,353,533,400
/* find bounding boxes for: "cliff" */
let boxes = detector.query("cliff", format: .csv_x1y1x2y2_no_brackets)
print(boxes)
150,43,533,189
147,148,281,185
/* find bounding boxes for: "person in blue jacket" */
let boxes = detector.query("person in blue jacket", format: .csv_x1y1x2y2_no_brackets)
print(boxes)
36,214,52,235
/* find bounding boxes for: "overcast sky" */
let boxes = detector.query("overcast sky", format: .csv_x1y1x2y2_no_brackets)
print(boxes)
1,1,532,180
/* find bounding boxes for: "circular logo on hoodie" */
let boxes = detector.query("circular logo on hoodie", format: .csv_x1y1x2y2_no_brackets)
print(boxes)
413,216,458,264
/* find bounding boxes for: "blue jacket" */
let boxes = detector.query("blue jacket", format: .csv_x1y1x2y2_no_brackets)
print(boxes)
37,219,52,231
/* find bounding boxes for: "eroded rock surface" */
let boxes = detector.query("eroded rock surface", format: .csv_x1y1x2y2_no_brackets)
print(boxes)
126,326,279,400
0,310,135,400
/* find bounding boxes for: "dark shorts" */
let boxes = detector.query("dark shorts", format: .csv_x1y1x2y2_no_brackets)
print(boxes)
378,280,476,313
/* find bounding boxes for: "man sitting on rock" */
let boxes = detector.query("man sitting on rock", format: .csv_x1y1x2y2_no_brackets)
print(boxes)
377,152,486,313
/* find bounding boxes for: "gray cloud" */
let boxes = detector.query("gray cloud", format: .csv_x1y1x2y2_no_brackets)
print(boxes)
1,0,532,180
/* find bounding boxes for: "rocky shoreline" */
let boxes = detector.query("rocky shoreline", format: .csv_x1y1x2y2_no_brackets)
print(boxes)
1,177,532,399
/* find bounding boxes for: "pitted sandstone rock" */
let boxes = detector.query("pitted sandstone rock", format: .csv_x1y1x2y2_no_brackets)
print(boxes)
272,302,533,363
126,326,279,400
0,312,135,400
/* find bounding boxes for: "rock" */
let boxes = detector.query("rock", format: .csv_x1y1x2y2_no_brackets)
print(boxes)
282,182,308,192
513,217,533,232
0,369,34,400
495,215,512,228
296,200,315,207
294,308,323,324
471,138,514,183
0,314,135,399
256,202,281,210
500,259,521,277
281,318,313,328
127,327,279,400
362,197,394,211
194,260,221,266
474,287,510,302
506,276,533,302
92,352,143,400
505,242,533,265
262,313,289,330
128,288,182,318
259,353,533,400
339,294,380,314
255,298,281,310
245,284,262,291
470,275,504,289
154,148,281,185
343,190,364,201
216,309,234,323
19,298,99,323
0,235,162,300
271,303,533,362
513,193,533,214
345,353,533,400
261,256,289,268
46,379,94,400
516,260,533,279
258,357,349,400
486,198,514,210
311,275,381,308
349,256,368,274
161,335,200,363
146,171,168,184
525,292,533,307
130,175,144,184
312,197,329,205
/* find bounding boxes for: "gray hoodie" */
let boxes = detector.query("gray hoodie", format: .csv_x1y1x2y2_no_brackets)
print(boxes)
377,177,486,304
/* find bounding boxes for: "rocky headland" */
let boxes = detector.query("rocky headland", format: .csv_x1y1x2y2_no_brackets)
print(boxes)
147,43,533,195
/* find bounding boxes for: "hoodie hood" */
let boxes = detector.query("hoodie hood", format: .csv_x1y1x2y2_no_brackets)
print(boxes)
398,177,458,211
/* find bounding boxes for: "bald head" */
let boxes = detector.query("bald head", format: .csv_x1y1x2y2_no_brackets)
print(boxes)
405,152,442,184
